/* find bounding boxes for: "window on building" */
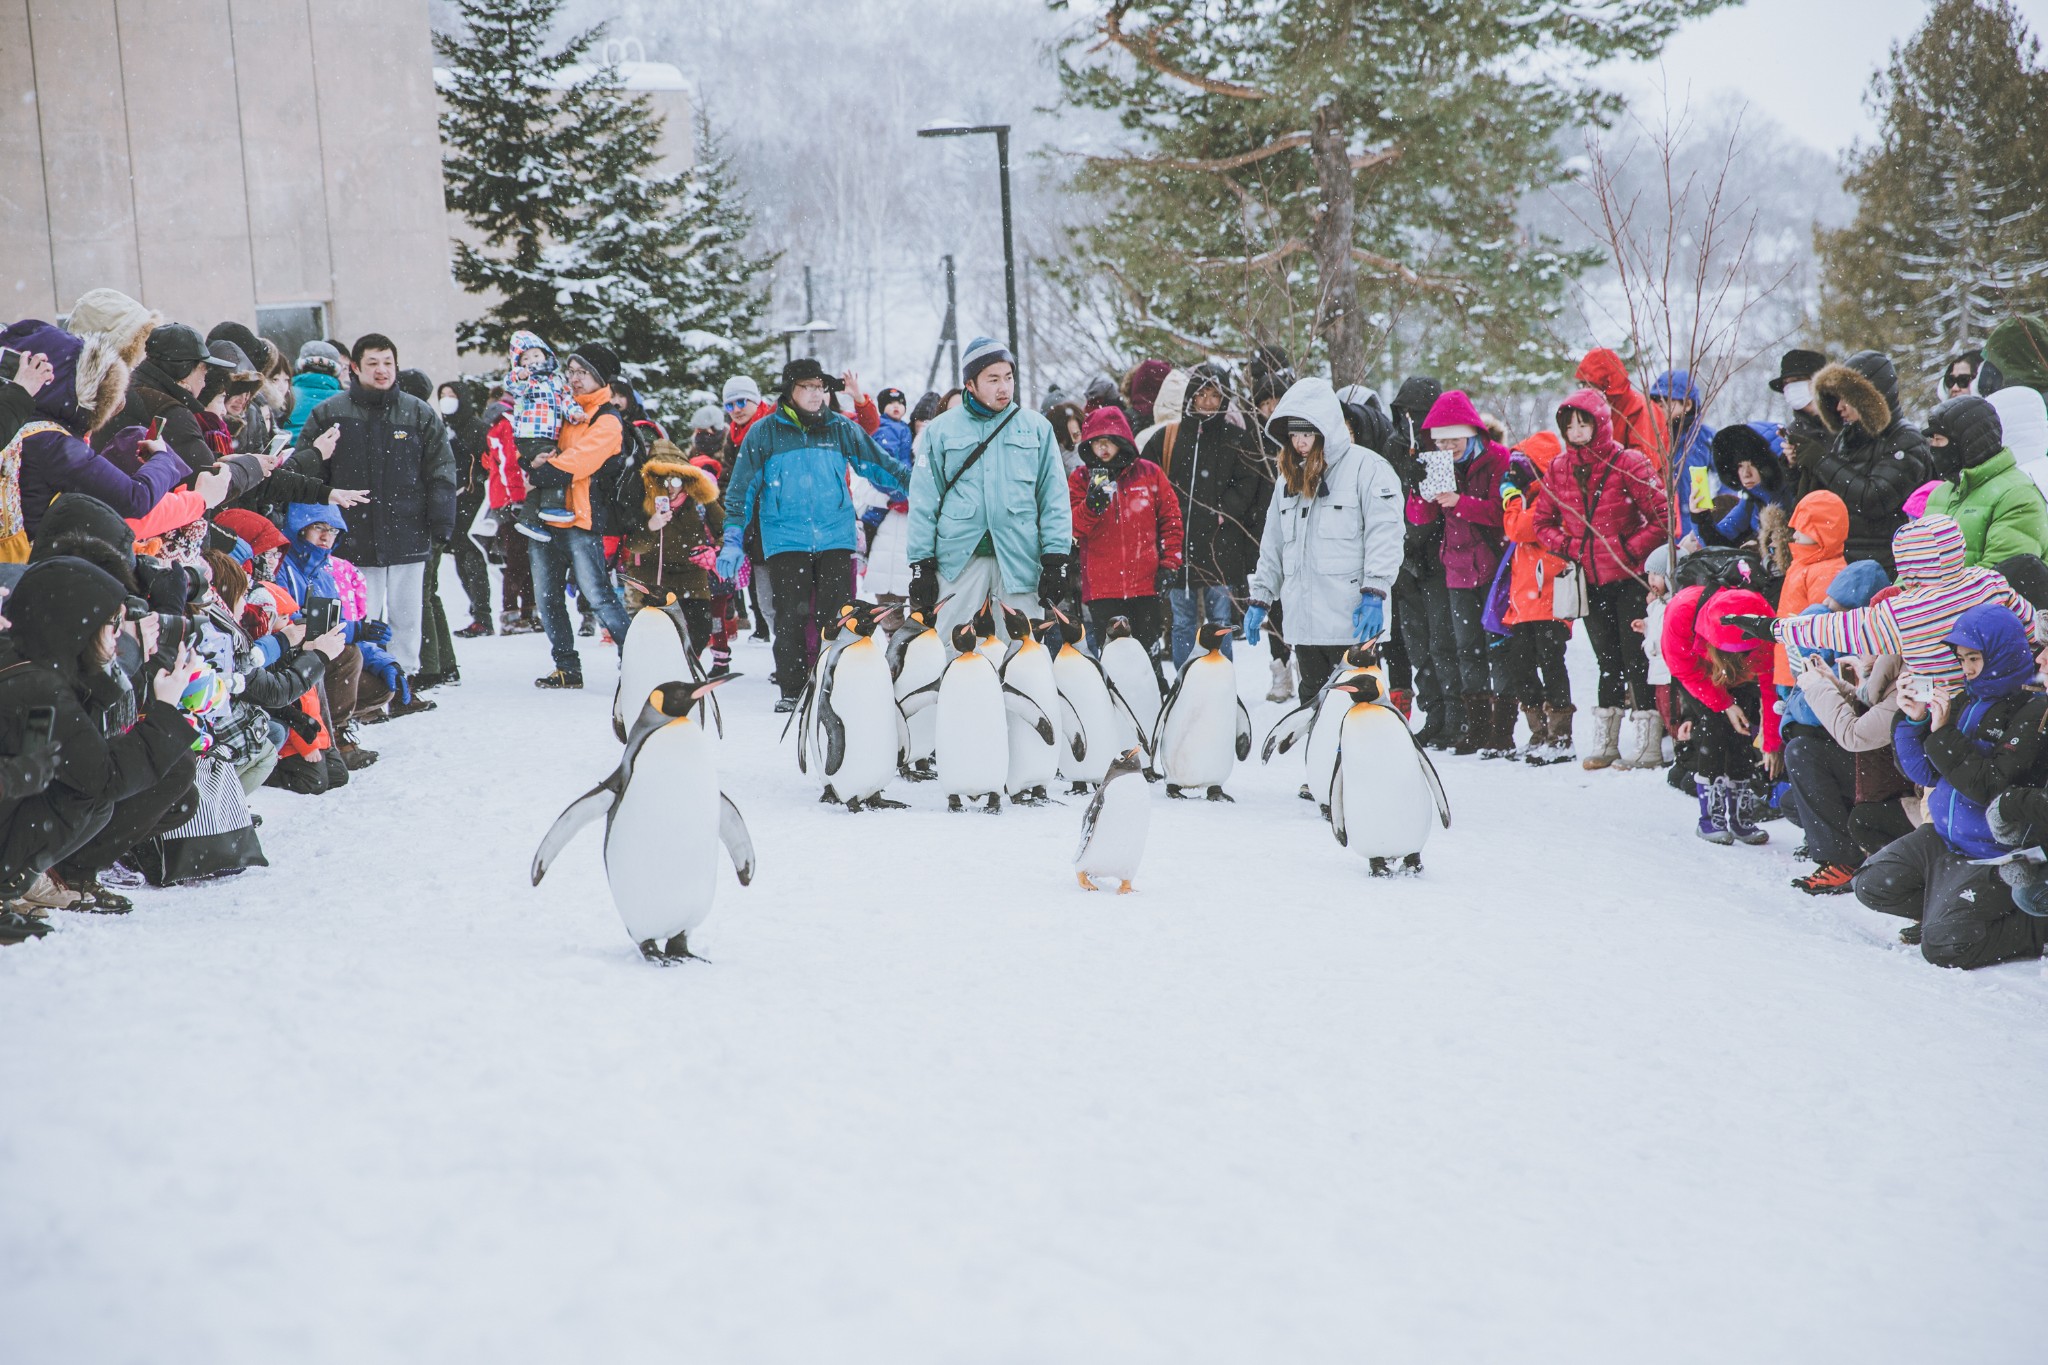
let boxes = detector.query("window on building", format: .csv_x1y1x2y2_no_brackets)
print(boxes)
257,304,328,368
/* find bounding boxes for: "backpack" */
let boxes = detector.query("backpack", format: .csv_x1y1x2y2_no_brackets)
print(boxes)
1672,546,1778,608
589,403,648,538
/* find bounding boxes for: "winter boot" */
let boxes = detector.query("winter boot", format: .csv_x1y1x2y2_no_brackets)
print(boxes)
1516,705,1548,761
1455,691,1491,755
1793,863,1858,895
1724,778,1771,845
1414,707,1446,748
1694,778,1733,845
1483,692,1520,759
1611,709,1667,771
1582,706,1624,770
1542,703,1577,765
1266,657,1295,703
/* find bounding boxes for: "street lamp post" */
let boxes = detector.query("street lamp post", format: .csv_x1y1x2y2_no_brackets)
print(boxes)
918,122,1019,393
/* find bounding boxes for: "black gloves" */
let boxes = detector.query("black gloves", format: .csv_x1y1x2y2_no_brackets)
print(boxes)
909,558,939,616
1038,554,1070,607
1155,564,1177,594
1724,614,1776,644
0,738,62,800
1084,469,1114,514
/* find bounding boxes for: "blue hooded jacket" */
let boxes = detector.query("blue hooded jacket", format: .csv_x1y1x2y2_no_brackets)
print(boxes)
276,502,348,606
721,406,908,559
1893,603,2041,858
1650,370,1719,540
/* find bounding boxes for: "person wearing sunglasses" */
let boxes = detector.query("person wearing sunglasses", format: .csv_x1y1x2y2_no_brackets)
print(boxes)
1945,350,1983,397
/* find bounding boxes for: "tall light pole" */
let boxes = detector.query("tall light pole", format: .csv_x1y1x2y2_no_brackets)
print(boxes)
918,121,1019,394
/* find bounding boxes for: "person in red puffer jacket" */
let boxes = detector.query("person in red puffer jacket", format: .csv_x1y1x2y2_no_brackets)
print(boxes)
1531,386,1669,770
1663,584,1778,847
1069,405,1184,654
478,397,537,632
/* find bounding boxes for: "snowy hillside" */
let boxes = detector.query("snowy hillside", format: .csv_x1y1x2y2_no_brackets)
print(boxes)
4,591,2047,1364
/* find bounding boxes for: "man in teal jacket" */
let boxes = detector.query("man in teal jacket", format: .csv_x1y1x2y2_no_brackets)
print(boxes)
717,358,907,709
906,337,1072,640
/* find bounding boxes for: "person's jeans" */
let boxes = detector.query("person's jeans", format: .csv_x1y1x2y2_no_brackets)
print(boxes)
530,528,630,675
1167,583,1237,667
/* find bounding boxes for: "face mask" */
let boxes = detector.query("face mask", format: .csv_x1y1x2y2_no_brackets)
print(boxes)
1782,381,1812,410
438,395,460,414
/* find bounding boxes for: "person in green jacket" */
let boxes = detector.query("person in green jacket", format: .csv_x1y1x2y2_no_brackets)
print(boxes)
906,337,1073,640
1922,395,2048,567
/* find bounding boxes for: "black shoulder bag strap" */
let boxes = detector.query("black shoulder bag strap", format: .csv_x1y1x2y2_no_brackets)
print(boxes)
932,405,1021,527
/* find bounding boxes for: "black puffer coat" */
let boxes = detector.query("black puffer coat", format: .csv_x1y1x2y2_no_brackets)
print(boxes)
1387,376,1444,582
286,380,456,566
1808,351,1934,569
1142,373,1266,587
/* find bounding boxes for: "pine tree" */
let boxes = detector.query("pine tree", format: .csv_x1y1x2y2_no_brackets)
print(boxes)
1818,0,2048,385
554,116,778,417
435,0,617,356
1046,0,1726,390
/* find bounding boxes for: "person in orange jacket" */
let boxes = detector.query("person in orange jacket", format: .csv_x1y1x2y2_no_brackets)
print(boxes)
525,343,633,689
1499,432,1577,764
1576,348,1669,476
1771,490,1850,688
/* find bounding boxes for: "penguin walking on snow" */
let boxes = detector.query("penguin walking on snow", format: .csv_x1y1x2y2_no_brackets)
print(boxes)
900,623,1057,812
803,603,909,811
1153,623,1251,800
1075,748,1152,893
886,607,943,781
613,598,717,742
999,604,1081,806
1326,674,1451,875
1263,643,1383,817
1045,615,1115,793
1099,615,1166,773
532,679,755,962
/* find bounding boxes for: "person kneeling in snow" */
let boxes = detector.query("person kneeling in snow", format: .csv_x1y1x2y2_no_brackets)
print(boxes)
1854,604,2048,968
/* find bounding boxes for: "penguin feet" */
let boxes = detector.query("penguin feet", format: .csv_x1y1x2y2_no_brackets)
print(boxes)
1116,880,1136,895
1069,781,1092,796
863,796,910,811
1166,784,1191,800
947,795,963,812
1009,788,1053,808
819,789,842,805
1076,871,1099,892
1204,786,1234,803
639,934,710,965
1368,858,1393,878
1401,853,1423,876
982,795,1002,814
900,761,938,783
1297,784,1313,802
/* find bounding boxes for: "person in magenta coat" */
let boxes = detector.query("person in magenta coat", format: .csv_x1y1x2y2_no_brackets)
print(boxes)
1662,583,1777,846
1409,388,1512,754
1069,405,1183,653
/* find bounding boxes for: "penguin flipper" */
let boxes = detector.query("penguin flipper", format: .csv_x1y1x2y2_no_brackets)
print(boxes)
1235,697,1253,762
821,692,848,777
1102,678,1150,753
1261,703,1316,763
1002,684,1056,745
531,779,619,885
1075,784,1109,863
898,678,942,716
1328,765,1349,848
718,793,757,886
1060,695,1087,761
1150,670,1190,757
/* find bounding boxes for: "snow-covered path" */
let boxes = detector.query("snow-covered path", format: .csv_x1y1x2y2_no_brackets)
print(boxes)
5,601,2047,1364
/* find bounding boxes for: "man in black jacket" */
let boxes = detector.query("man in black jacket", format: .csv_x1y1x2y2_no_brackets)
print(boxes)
1143,363,1264,667
1808,350,1934,573
1387,375,1459,747
96,323,235,475
287,333,456,683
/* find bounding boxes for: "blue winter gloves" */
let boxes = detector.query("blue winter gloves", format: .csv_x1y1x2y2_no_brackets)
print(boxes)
715,545,746,582
1352,591,1385,642
361,643,404,702
1241,603,1267,645
349,618,393,647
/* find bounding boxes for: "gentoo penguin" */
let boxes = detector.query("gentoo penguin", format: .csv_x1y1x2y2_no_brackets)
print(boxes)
1327,677,1451,876
1262,644,1383,816
999,605,1080,806
532,678,755,962
1152,623,1251,800
1098,615,1166,770
806,603,908,811
900,623,1055,812
1074,748,1152,893
886,607,944,781
613,598,715,742
1044,615,1115,793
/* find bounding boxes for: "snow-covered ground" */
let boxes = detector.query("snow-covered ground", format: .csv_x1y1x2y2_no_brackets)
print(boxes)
5,582,2048,1364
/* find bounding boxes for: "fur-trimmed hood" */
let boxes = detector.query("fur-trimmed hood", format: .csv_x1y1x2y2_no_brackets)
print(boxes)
0,319,129,436
638,446,719,515
1814,352,1898,437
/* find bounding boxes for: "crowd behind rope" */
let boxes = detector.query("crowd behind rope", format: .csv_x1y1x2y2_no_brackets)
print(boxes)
6,287,2048,971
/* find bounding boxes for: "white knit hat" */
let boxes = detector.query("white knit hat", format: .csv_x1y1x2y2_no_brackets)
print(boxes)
721,374,761,405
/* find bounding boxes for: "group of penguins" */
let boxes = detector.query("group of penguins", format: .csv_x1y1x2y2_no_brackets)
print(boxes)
529,597,1453,965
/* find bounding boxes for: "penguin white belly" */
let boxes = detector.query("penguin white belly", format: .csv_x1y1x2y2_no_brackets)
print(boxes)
896,634,944,760
1101,639,1161,751
1077,776,1151,880
1337,710,1435,858
1161,665,1239,788
1304,666,1373,805
1004,648,1061,794
615,608,692,737
1054,653,1115,784
936,658,1009,798
604,723,721,943
827,643,899,800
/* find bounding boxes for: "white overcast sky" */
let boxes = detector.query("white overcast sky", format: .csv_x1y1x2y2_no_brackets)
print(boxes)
1602,0,2048,157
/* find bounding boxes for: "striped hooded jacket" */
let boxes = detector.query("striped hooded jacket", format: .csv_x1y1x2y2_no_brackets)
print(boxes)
1775,515,2036,685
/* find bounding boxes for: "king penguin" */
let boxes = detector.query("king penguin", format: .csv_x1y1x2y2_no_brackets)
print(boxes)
1044,614,1115,793
887,607,944,781
807,602,909,811
532,678,756,962
1327,674,1452,875
1262,644,1383,817
1153,623,1252,800
1098,615,1166,771
999,604,1080,806
613,597,715,743
1074,748,1152,893
900,623,1056,812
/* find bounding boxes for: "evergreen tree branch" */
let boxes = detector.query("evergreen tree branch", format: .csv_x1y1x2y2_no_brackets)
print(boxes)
1094,3,1273,101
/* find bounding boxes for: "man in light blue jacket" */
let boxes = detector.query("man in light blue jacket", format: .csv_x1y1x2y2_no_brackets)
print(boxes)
906,337,1072,640
717,358,907,710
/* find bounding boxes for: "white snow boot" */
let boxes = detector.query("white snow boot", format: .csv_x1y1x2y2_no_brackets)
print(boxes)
1581,705,1624,770
1611,709,1667,771
1266,657,1295,703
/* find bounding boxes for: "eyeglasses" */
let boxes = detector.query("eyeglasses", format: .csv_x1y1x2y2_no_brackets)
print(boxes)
723,398,751,410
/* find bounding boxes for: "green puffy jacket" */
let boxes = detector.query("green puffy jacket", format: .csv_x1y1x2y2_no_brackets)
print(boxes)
906,400,1072,593
1923,449,2048,567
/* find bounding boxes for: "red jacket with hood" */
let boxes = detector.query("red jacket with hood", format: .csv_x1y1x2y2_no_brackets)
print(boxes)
1068,406,1184,600
1531,388,1669,586
1405,389,1510,589
1661,584,1781,752
1577,349,1669,474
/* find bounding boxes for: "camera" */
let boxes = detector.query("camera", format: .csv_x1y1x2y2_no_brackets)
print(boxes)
0,347,22,383
301,595,341,638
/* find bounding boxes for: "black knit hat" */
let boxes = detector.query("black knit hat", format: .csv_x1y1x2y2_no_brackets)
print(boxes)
877,387,907,412
568,342,620,389
1925,395,2004,474
1768,348,1829,393
778,357,830,394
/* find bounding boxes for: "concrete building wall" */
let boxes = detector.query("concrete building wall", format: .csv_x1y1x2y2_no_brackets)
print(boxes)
2,0,459,379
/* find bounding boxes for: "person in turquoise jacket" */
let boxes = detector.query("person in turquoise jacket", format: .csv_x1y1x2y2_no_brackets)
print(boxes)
283,341,345,440
1921,394,2048,567
905,337,1073,641
1650,369,1720,543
